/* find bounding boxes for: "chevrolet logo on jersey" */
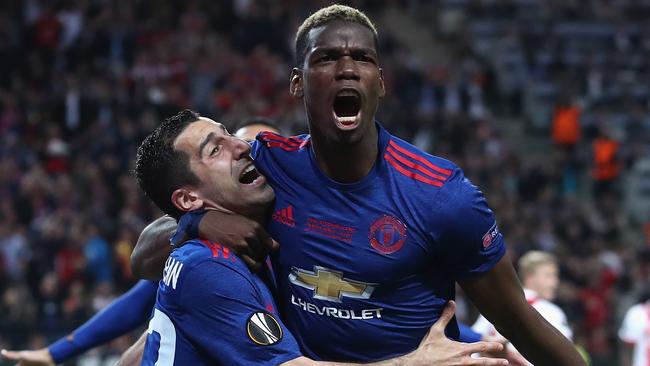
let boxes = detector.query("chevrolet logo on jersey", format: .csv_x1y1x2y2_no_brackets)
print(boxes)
289,266,377,303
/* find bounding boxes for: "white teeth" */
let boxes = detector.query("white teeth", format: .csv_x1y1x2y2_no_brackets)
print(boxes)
337,116,357,123
243,165,255,174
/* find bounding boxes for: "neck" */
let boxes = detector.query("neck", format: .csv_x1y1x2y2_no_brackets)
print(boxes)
203,204,268,227
310,126,379,183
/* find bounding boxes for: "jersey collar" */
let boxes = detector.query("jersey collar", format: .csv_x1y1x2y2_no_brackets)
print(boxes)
307,121,390,191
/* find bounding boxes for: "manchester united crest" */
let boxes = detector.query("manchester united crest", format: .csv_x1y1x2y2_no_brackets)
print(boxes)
369,216,407,254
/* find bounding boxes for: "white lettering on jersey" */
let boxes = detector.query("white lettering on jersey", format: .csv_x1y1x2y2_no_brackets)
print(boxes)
291,295,383,319
162,257,184,290
146,309,177,365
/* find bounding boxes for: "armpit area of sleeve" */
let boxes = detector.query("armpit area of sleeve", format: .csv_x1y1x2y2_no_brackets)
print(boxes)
453,236,506,279
263,353,303,366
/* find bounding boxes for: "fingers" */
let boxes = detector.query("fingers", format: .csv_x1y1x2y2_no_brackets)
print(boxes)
241,254,263,272
469,341,504,355
268,238,280,252
468,357,509,366
0,349,21,361
432,300,456,332
246,226,275,262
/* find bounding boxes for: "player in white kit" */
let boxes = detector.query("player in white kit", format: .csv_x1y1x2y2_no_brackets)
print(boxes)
472,251,573,365
619,297,650,366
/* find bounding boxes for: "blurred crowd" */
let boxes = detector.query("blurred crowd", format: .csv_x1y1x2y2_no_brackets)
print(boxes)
0,0,649,365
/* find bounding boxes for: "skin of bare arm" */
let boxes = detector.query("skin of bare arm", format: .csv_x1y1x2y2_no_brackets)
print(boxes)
0,348,54,366
131,215,177,280
112,332,147,366
459,253,586,366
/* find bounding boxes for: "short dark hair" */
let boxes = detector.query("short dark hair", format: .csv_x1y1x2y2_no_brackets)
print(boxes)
235,117,281,133
295,4,378,67
134,109,201,219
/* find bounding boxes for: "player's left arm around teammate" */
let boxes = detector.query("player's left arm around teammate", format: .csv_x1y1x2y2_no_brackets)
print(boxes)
131,211,277,280
459,253,585,366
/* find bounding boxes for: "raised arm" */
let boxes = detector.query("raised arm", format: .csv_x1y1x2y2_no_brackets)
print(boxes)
460,254,585,366
131,215,177,280
1,280,157,365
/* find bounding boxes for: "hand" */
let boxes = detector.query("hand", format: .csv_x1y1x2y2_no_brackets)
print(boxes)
1,348,54,366
404,301,508,366
480,334,528,366
199,210,279,271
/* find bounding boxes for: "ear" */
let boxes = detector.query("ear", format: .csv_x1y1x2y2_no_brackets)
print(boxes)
290,68,304,98
378,68,386,98
171,188,203,213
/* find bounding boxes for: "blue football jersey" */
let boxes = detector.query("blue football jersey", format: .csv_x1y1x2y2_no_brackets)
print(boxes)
251,123,506,362
141,239,301,366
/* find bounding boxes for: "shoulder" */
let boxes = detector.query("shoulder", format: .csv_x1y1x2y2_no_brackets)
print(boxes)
253,131,311,153
384,136,459,189
171,239,239,266
167,239,251,290
623,303,646,321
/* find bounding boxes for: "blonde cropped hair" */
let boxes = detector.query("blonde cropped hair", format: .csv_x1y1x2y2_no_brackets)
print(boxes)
295,4,378,66
518,251,557,279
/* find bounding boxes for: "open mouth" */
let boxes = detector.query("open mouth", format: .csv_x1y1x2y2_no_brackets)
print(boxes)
333,90,361,129
239,165,261,185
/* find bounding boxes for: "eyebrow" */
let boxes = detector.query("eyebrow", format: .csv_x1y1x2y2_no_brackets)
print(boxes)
311,46,377,55
198,132,216,158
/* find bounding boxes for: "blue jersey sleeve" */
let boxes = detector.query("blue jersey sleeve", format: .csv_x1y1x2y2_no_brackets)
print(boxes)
458,322,483,343
178,259,301,366
48,280,157,363
437,170,506,278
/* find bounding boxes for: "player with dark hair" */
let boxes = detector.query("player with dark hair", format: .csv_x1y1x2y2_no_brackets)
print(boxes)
0,119,277,366
135,111,506,365
235,116,283,141
132,4,585,365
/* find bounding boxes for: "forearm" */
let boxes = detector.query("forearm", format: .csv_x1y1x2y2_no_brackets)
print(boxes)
461,255,585,366
113,332,147,366
131,215,177,280
494,304,582,365
48,280,157,363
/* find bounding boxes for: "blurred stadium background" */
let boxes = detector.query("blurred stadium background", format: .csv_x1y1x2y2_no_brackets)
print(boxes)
1,0,649,365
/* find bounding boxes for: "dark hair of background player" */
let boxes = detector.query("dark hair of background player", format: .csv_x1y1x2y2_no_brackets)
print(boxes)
294,4,379,67
134,109,201,219
235,116,281,133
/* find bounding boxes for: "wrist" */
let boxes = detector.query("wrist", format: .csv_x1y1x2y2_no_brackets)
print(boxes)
170,209,206,246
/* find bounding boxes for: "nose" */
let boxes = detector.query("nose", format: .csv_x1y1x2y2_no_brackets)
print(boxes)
231,137,251,160
335,56,360,81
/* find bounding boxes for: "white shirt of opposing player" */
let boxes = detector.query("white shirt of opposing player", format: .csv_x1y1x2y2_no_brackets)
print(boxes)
618,302,650,366
471,288,573,365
